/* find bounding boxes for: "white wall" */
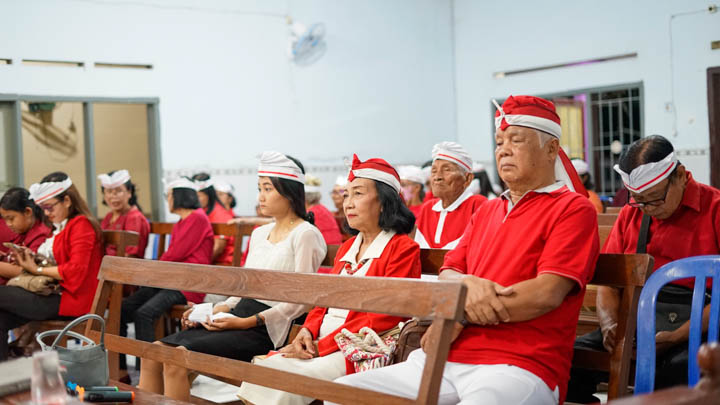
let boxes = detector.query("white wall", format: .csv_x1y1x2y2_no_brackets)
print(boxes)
0,0,456,213
453,0,720,184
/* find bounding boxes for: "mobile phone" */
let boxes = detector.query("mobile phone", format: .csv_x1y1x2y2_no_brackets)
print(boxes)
3,242,23,251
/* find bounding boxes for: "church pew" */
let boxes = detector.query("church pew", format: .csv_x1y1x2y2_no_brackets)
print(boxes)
85,256,467,405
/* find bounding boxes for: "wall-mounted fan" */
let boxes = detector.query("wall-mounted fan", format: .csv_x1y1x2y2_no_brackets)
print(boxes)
287,19,326,66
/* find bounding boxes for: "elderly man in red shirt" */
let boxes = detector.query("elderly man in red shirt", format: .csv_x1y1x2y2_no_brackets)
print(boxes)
333,95,598,405
414,141,487,249
568,134,720,402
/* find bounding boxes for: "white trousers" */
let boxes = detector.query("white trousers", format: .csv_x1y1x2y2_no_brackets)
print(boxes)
237,351,346,405
331,349,559,405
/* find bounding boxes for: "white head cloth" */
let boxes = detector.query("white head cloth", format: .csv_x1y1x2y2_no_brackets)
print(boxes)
432,141,473,173
398,165,426,185
29,178,73,204
571,159,589,176
97,169,131,189
613,152,678,193
164,178,199,194
257,151,305,184
213,180,234,194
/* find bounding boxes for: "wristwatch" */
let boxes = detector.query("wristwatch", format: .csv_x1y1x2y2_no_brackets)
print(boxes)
255,314,265,326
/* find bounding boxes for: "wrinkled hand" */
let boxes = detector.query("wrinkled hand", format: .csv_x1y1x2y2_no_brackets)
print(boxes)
462,276,513,325
279,328,317,359
656,330,681,355
181,303,198,329
600,322,617,353
420,321,464,352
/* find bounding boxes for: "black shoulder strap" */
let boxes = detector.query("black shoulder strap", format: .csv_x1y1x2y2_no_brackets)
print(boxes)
636,213,652,254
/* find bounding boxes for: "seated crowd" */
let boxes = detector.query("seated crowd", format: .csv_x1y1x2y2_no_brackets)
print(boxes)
0,94,718,405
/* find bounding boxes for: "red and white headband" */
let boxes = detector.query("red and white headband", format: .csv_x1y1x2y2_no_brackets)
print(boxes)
257,151,305,184
29,178,73,204
493,95,588,197
97,169,131,189
614,152,678,193
432,141,473,173
347,154,402,193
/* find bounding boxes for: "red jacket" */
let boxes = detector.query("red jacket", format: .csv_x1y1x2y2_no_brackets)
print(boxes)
54,215,104,317
302,233,421,374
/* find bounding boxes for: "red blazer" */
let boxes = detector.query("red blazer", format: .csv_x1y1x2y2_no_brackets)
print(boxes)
54,215,104,317
302,233,421,374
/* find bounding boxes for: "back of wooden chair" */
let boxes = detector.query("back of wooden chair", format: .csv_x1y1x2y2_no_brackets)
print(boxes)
149,222,174,258
86,257,467,405
573,253,654,399
599,225,614,247
598,213,619,226
605,206,622,214
210,223,255,266
102,230,140,257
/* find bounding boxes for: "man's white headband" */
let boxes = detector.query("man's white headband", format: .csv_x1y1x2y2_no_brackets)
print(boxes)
98,169,131,189
29,178,73,204
614,152,678,193
257,151,305,184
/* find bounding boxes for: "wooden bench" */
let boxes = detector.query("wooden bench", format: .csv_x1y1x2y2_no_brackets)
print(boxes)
605,206,622,214
150,222,255,267
572,254,654,399
86,256,467,404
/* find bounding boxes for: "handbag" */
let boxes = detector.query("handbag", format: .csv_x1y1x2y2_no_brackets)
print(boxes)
389,318,432,364
334,324,403,373
7,271,59,295
36,314,109,387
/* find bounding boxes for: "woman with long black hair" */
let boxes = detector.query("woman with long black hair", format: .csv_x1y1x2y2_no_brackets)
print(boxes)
138,151,326,401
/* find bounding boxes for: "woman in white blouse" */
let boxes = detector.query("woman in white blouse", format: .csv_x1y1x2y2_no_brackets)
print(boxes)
138,152,327,401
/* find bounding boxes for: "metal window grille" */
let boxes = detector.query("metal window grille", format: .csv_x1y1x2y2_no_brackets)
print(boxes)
590,88,642,195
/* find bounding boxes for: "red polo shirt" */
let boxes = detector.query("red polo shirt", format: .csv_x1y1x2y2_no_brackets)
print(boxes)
603,172,720,288
101,206,150,257
441,184,599,403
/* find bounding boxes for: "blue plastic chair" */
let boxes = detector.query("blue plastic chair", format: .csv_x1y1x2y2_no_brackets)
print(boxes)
634,255,720,394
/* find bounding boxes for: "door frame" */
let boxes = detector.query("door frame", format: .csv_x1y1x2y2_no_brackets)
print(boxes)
0,94,164,220
708,67,720,189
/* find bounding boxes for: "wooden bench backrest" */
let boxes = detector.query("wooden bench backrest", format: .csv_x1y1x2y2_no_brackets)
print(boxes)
150,221,255,266
86,257,466,405
102,230,140,257
605,206,622,214
574,253,654,399
598,213,619,226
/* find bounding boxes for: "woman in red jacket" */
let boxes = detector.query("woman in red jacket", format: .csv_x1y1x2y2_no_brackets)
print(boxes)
0,172,103,360
191,173,234,265
237,155,421,405
98,169,150,258
0,187,51,281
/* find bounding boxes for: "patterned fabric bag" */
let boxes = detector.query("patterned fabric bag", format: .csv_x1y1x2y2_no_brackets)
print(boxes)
334,324,402,373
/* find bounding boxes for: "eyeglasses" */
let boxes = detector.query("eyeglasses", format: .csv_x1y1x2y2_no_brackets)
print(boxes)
39,200,61,212
627,181,671,208
103,188,127,196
